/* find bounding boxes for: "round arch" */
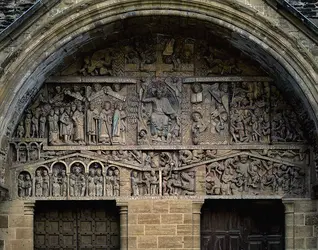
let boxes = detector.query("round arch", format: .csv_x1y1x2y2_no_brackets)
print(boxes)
0,0,317,147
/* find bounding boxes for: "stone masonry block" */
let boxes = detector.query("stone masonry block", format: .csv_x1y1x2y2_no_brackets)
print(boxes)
10,239,32,250
129,200,153,213
176,225,199,235
286,226,294,237
169,200,192,213
295,201,317,213
295,225,313,237
285,237,294,249
295,213,305,225
295,238,305,249
16,228,32,239
138,214,160,224
145,224,176,235
161,214,183,224
137,235,158,248
0,216,8,228
184,235,200,248
153,200,169,213
306,237,317,249
285,214,293,226
157,236,183,248
305,213,318,225
183,214,193,224
128,213,137,224
128,236,137,249
128,224,144,235
8,215,32,228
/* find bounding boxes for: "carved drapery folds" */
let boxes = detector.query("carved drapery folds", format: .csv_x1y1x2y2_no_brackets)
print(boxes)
10,79,310,150
17,159,120,198
11,34,313,199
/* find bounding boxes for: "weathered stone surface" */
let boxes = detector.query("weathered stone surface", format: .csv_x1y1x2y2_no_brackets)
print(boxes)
305,214,318,225
161,214,183,224
0,216,8,229
295,201,317,213
157,236,183,248
184,235,200,248
8,215,32,228
295,238,305,249
138,214,160,224
295,213,305,225
137,235,157,248
153,200,169,213
306,237,318,249
129,200,153,214
16,228,32,239
295,225,313,237
145,225,176,236
128,225,145,236
169,201,192,214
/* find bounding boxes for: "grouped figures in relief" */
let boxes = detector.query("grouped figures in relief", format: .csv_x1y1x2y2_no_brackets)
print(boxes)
131,170,159,196
105,166,120,196
230,82,270,143
271,86,305,142
17,171,32,198
162,169,195,195
51,163,67,197
186,82,229,144
206,154,306,196
34,167,50,197
87,163,104,197
139,78,181,145
69,163,86,197
14,82,131,146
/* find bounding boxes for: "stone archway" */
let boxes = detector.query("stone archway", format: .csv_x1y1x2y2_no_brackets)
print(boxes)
0,1,317,250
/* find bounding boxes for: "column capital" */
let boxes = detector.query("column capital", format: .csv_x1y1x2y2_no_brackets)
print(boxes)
24,200,36,215
116,200,128,214
192,199,205,214
282,200,294,214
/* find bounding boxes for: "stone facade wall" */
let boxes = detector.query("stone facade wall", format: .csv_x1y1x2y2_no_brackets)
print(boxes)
126,199,201,250
0,200,33,250
285,199,318,250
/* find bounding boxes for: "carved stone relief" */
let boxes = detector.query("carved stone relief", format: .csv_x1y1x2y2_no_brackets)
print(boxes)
52,163,67,197
131,170,159,196
18,171,32,198
10,33,314,199
206,152,307,197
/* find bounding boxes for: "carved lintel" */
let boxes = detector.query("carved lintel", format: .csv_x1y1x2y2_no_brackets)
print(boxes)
183,76,273,83
46,76,137,84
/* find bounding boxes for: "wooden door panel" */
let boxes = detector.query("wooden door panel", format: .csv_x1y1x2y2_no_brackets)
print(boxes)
201,201,284,250
34,201,119,250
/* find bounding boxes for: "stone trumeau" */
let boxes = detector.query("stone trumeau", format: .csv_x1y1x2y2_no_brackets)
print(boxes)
0,1,317,250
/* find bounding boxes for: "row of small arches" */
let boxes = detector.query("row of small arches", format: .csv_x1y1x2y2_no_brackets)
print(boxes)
18,160,118,176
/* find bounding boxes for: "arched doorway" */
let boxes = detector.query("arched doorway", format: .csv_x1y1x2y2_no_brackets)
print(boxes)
0,9,316,249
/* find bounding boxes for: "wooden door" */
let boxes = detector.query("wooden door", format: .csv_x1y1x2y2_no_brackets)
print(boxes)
34,201,120,250
201,200,284,250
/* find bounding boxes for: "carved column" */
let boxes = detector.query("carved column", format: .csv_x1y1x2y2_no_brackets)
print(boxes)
117,201,128,250
24,201,36,249
283,200,295,250
192,200,204,250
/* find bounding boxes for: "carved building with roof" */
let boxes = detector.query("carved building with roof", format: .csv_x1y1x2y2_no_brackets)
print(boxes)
0,0,317,250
